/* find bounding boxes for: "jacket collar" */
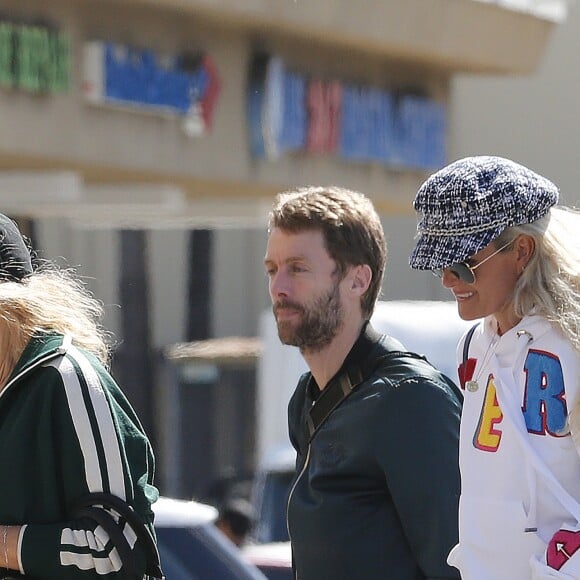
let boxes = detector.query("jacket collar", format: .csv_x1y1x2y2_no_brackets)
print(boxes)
3,333,71,394
307,321,398,400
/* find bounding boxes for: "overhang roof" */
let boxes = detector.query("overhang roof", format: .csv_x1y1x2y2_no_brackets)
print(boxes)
116,0,566,75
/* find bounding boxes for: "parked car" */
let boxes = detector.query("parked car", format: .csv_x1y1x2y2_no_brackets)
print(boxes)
251,445,295,545
242,541,292,580
153,496,267,579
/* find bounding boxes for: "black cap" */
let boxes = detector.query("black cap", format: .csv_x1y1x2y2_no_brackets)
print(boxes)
0,214,33,281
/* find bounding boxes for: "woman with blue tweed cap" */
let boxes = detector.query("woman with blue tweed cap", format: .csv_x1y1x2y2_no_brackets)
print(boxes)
410,156,580,579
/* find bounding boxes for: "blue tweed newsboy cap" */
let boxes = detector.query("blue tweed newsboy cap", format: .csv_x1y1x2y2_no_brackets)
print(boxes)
409,155,559,270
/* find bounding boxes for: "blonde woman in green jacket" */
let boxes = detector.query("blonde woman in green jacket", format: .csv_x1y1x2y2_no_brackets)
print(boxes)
0,214,159,579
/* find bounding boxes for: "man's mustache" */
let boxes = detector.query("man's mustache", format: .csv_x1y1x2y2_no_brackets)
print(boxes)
273,301,303,315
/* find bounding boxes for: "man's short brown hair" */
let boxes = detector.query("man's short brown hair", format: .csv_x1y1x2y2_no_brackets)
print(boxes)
268,186,387,319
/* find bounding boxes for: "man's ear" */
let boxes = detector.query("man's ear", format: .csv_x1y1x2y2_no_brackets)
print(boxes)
350,264,372,296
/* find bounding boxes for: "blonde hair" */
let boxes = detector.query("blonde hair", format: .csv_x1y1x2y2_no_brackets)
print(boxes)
0,266,111,374
496,206,580,352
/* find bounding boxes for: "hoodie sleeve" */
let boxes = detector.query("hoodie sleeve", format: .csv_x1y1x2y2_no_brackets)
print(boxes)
18,346,158,580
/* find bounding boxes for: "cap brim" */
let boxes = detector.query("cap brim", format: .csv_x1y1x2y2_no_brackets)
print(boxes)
409,227,502,271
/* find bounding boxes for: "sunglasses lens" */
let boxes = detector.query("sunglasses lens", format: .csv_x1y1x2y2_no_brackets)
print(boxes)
432,263,475,283
449,263,475,284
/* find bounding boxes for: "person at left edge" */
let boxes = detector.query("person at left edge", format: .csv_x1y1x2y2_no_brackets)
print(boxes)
0,214,159,579
264,186,462,579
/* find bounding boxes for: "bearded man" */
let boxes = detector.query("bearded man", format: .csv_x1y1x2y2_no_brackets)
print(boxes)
264,186,462,580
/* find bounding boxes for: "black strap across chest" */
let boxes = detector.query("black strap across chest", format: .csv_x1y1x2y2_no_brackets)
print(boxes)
306,340,427,441
462,323,479,367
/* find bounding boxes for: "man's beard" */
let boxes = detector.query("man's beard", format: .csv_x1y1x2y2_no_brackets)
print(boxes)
274,282,344,353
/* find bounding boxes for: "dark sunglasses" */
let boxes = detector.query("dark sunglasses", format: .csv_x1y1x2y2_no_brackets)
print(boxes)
432,240,514,284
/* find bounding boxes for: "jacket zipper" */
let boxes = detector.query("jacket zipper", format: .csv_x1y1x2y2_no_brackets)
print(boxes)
286,443,311,580
0,340,69,401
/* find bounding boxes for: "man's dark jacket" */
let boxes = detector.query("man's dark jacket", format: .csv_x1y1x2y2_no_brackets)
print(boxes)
287,323,462,579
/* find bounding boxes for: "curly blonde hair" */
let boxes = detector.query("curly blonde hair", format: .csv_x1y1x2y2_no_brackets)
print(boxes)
0,265,111,378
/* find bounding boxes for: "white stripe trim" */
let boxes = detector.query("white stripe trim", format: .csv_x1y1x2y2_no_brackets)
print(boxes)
61,548,122,574
62,519,138,550
50,356,103,491
62,527,107,553
48,347,126,498
60,519,137,574
68,346,126,499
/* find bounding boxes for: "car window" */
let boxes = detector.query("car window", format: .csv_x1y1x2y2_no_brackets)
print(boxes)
254,471,294,543
157,537,199,580
156,523,266,579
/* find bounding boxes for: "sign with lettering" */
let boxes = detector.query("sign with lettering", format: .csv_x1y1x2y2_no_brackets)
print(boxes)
247,53,446,170
82,41,221,136
0,20,70,93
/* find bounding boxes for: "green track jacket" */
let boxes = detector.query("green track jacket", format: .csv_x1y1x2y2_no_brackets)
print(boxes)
0,333,158,579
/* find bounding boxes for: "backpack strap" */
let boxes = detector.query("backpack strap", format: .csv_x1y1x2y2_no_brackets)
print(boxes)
462,323,479,367
458,323,480,390
70,493,165,580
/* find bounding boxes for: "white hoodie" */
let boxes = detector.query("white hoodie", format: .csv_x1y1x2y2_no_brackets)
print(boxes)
449,315,580,579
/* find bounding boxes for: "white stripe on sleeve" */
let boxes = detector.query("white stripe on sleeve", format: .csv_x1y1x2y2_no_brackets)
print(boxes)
68,346,126,499
49,347,126,498
60,519,137,574
49,356,103,492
